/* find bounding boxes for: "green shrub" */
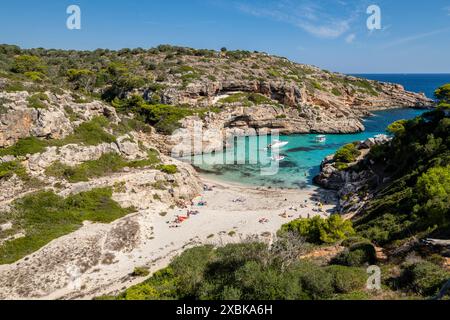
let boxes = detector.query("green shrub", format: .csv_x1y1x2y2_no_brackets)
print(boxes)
234,261,306,300
0,161,28,181
11,55,46,74
368,144,387,161
218,92,275,106
0,137,47,157
27,92,49,109
24,71,45,82
334,143,361,163
312,81,323,90
414,165,450,226
398,261,449,296
295,263,334,299
387,120,408,137
353,79,378,96
435,84,450,109
332,242,377,267
54,116,117,146
0,188,134,264
132,267,150,277
111,242,377,300
326,265,367,293
0,97,10,114
280,215,355,244
4,81,25,92
158,164,178,174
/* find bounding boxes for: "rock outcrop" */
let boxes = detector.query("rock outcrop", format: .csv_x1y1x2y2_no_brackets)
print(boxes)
0,91,118,148
314,134,392,215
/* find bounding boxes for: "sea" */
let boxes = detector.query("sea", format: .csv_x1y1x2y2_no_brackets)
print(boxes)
189,74,450,189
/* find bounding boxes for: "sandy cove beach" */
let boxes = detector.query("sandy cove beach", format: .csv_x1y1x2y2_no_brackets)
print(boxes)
79,175,337,299
0,174,337,300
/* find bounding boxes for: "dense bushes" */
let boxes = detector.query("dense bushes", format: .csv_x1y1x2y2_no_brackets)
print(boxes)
11,55,46,75
112,241,369,301
396,261,449,296
280,215,355,244
158,164,178,174
333,142,361,163
112,95,193,134
435,84,450,109
355,104,450,244
326,265,367,293
415,165,450,227
332,242,377,267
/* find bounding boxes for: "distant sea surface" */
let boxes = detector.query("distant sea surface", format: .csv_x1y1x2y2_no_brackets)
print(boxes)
192,74,450,189
354,74,450,100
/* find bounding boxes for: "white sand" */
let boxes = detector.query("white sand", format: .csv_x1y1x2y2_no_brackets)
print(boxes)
0,174,337,300
79,175,337,299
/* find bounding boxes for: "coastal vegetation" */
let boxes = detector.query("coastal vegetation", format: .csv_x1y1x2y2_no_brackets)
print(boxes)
279,215,355,244
108,218,448,300
0,188,135,264
45,150,162,183
354,106,450,244
104,240,371,301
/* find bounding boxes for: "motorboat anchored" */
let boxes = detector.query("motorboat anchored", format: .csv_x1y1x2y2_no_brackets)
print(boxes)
315,135,326,143
266,140,289,150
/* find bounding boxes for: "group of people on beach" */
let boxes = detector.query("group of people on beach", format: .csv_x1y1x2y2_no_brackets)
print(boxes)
169,185,215,228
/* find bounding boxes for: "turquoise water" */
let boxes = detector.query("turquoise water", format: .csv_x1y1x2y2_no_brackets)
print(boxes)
189,74,450,189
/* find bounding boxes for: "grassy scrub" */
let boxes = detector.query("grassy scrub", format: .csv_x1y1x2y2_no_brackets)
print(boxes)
0,161,29,181
0,116,116,157
27,92,49,109
0,188,135,264
45,150,165,183
218,92,279,107
102,242,369,301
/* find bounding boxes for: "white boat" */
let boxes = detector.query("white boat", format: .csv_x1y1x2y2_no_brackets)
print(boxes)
315,135,326,143
267,140,289,150
271,155,286,162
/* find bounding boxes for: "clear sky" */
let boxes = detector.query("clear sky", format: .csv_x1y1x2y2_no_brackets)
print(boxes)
1,0,449,73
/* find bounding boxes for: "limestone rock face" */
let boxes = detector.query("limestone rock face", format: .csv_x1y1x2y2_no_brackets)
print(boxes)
0,91,118,148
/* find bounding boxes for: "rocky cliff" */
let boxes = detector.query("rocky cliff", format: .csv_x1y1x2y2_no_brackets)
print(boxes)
0,45,433,155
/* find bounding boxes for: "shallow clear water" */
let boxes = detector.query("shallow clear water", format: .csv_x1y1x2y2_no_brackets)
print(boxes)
186,74,450,189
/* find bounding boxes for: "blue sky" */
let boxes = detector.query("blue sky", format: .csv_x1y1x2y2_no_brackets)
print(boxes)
1,0,449,73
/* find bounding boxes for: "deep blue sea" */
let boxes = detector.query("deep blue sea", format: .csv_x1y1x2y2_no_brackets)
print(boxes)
192,74,450,189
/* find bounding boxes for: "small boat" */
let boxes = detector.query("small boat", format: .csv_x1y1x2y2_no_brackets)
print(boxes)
266,140,289,150
271,155,286,162
315,135,326,143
